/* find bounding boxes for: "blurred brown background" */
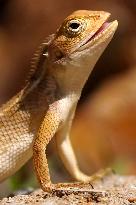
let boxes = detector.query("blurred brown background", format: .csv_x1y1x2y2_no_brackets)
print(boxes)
0,0,136,197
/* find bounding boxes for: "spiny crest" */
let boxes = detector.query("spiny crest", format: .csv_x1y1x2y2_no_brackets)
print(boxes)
27,34,55,84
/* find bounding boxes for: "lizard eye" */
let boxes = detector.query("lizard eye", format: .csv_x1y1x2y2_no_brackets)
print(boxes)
69,21,81,31
66,19,85,36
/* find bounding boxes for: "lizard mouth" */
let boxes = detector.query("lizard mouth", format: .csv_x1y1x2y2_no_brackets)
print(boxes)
89,22,110,40
78,19,118,51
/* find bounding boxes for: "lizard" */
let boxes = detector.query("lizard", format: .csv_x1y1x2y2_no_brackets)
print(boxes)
0,10,118,193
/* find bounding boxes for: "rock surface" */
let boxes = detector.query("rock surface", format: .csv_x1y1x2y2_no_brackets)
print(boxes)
0,173,136,205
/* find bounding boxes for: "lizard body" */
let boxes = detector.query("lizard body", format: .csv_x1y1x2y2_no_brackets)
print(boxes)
0,10,118,192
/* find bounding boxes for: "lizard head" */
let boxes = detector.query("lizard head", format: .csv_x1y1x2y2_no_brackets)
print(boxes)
46,10,118,94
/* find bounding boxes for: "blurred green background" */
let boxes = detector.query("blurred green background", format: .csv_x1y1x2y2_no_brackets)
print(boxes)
0,0,136,197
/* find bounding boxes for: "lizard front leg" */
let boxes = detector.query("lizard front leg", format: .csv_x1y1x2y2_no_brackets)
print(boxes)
33,103,61,192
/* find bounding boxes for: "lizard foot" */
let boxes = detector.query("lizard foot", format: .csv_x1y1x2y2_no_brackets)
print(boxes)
53,185,108,202
42,182,108,201
40,168,113,199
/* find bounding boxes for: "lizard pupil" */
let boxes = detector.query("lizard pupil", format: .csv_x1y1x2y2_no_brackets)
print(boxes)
69,22,80,30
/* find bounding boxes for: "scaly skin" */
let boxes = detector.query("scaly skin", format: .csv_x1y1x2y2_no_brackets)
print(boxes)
0,10,118,193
